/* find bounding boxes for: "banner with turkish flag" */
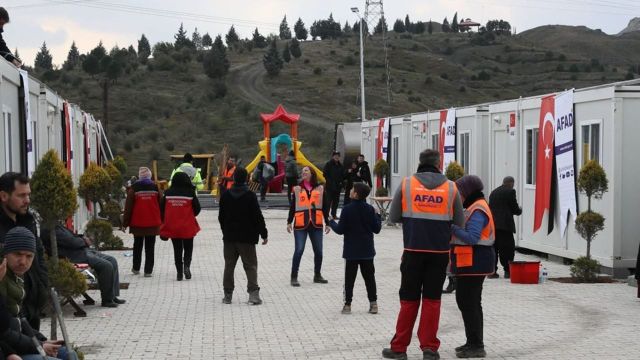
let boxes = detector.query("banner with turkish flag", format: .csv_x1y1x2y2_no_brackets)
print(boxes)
534,95,556,234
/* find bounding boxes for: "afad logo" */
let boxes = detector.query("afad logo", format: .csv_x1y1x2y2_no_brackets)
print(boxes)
414,194,444,204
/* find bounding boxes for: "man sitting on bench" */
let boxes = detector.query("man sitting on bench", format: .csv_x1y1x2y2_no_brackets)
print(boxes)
41,224,125,308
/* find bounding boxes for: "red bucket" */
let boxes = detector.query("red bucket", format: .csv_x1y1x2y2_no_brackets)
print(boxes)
509,261,540,284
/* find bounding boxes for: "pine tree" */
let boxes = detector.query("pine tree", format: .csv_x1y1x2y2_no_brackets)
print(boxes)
34,42,53,71
405,15,412,32
282,42,291,63
442,18,451,33
343,21,351,34
393,19,406,33
174,23,194,49
202,33,213,48
451,12,459,33
263,39,283,76
203,35,230,79
252,28,267,48
374,17,388,34
14,48,20,61
63,41,80,70
192,27,203,50
226,25,240,48
137,34,151,63
290,38,302,58
428,20,434,34
294,17,308,40
279,15,292,40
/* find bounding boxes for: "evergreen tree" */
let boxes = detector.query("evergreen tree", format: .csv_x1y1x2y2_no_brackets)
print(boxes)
393,19,406,33
14,48,19,61
263,39,283,76
294,17,308,40
202,33,213,48
127,45,137,63
374,17,388,34
405,15,412,32
282,42,291,63
34,42,53,71
290,38,302,58
174,23,194,49
428,20,433,34
451,12,459,33
226,25,240,48
63,41,80,70
252,28,267,48
137,34,151,63
442,17,451,32
279,15,292,40
413,21,426,34
203,35,230,79
343,21,351,34
192,27,203,50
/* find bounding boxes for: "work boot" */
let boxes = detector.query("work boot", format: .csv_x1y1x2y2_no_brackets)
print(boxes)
248,289,263,305
131,268,140,275
222,291,233,304
442,277,456,294
455,344,471,353
488,273,499,279
184,266,192,280
113,297,126,305
456,346,486,358
341,304,351,314
176,272,183,281
422,349,441,360
382,348,408,360
101,301,118,308
369,301,378,314
290,275,300,287
313,273,328,284
504,272,510,279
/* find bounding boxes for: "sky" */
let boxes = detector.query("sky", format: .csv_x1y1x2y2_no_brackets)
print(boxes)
4,0,639,67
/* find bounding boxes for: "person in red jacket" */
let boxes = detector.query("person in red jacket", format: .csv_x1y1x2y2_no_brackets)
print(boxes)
122,167,162,277
160,172,201,281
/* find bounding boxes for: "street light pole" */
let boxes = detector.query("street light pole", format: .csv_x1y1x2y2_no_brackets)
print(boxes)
352,7,366,122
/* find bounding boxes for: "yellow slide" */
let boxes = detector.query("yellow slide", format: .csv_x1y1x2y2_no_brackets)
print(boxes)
245,140,325,183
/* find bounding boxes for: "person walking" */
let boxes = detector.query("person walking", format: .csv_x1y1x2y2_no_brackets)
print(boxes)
287,166,331,287
322,151,344,219
382,149,464,360
488,176,522,279
254,156,272,202
169,153,204,191
123,167,162,277
219,168,268,305
343,161,359,206
285,150,299,203
356,154,373,187
160,172,201,281
328,182,381,315
449,175,496,359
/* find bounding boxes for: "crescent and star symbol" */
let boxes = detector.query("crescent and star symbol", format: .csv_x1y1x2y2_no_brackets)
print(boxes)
542,112,555,159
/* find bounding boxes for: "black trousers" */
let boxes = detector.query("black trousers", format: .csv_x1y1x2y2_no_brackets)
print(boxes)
171,238,194,274
456,276,485,347
286,177,297,203
260,177,268,200
133,235,156,274
399,251,449,301
494,230,515,273
344,259,377,305
343,185,353,206
325,189,341,218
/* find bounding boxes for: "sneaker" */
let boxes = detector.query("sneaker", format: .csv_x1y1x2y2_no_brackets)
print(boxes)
456,346,486,358
131,269,140,275
144,273,153,278
113,297,126,305
313,274,328,284
504,272,511,279
341,304,351,314
488,273,499,279
423,349,441,360
369,301,378,314
222,292,232,304
382,348,408,360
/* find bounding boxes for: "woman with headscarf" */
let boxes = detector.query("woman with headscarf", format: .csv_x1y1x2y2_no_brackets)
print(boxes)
123,167,162,277
160,172,201,281
449,175,496,359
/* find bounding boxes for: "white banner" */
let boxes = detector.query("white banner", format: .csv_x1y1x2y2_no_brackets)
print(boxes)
554,90,577,237
19,70,35,176
380,117,390,162
442,108,456,170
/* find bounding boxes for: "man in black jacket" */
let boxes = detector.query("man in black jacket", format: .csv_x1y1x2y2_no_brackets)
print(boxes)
322,151,344,219
356,154,373,187
0,172,48,330
219,167,268,305
0,8,22,67
488,176,522,279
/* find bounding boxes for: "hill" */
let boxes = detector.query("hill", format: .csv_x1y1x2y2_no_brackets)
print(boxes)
41,25,640,177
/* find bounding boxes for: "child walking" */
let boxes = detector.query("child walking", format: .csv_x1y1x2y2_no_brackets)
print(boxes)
328,182,382,314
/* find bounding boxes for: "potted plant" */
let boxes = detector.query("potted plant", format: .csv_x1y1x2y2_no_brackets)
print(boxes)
445,161,465,181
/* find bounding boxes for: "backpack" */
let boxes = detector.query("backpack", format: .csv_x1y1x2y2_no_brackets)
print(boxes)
263,163,275,181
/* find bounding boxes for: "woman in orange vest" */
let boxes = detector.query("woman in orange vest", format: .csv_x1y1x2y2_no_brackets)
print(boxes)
286,166,330,287
123,167,162,277
160,172,201,281
449,175,496,359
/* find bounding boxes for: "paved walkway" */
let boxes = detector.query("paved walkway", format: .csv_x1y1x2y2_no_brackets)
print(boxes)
44,210,640,359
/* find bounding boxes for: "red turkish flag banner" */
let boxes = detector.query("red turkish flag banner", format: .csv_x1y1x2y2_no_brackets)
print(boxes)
533,95,555,233
438,110,447,170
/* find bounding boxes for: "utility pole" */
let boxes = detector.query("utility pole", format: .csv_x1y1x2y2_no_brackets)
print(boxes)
351,7,366,122
364,0,392,104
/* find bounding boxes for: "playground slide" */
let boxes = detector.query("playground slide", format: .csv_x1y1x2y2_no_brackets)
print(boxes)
245,140,325,183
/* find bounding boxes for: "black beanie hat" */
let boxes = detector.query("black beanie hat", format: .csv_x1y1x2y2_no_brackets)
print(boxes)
2,226,36,255
233,167,248,185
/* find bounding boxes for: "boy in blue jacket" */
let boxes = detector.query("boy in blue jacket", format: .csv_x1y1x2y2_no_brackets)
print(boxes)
328,182,382,314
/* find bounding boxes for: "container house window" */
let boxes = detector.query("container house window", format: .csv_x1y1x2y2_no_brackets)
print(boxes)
3,112,12,172
431,133,439,150
581,122,601,164
526,128,538,185
458,132,470,174
392,136,399,174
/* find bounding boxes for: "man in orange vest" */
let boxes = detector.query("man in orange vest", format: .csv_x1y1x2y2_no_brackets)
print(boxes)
218,156,237,196
382,149,465,360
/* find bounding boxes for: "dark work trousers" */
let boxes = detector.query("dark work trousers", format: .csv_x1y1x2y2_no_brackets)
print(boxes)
260,177,268,201
286,177,297,203
455,276,486,347
133,235,156,274
344,259,377,305
494,230,515,273
171,238,194,274
86,250,120,302
223,242,259,292
325,189,341,218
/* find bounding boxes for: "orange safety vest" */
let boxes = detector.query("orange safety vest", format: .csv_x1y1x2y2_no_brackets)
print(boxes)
223,166,236,190
450,199,496,276
293,185,324,229
400,176,458,252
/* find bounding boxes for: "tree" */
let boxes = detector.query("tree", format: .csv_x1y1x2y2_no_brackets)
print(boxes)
279,15,292,40
78,163,111,215
252,28,267,48
343,21,351,34
34,42,53,71
413,21,426,34
290,38,302,58
174,23,194,49
202,33,213,48
192,27,203,50
486,19,512,35
203,35,230,79
428,20,434,34
405,15,412,32
374,17,388,34
62,41,80,70
445,161,465,181
294,17,308,40
451,12,459,33
393,19,406,33
282,42,291,63
442,18,451,33
14,48,19,61
226,25,240,48
137,34,151,63
263,39,283,76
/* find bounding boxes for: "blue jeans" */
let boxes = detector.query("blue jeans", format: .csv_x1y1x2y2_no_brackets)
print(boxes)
22,346,78,360
292,227,323,275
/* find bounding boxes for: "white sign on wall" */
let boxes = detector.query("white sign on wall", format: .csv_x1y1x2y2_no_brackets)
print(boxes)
554,89,578,237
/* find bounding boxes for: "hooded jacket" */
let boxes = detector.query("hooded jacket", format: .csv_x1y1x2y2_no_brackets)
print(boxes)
285,155,298,179
219,184,268,243
356,161,373,187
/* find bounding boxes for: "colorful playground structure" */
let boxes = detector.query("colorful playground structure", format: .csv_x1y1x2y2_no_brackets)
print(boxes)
246,105,324,193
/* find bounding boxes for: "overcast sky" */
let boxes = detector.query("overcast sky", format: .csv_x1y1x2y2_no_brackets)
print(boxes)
4,0,639,67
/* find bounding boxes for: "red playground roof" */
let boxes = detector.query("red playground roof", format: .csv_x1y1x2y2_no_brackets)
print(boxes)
260,104,300,124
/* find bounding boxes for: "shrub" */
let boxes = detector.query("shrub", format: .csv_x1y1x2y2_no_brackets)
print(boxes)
570,256,600,282
111,155,127,175
440,73,449,80
477,70,491,81
85,218,124,251
569,64,579,72
373,159,390,189
153,54,176,71
558,54,567,61
78,163,112,207
375,187,389,197
337,78,344,86
424,76,433,85
48,257,88,299
99,200,122,227
343,55,356,66
313,67,322,75
165,141,175,151
556,64,565,72
574,160,608,269
104,162,124,199
304,59,310,64
445,161,465,181
458,86,466,92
